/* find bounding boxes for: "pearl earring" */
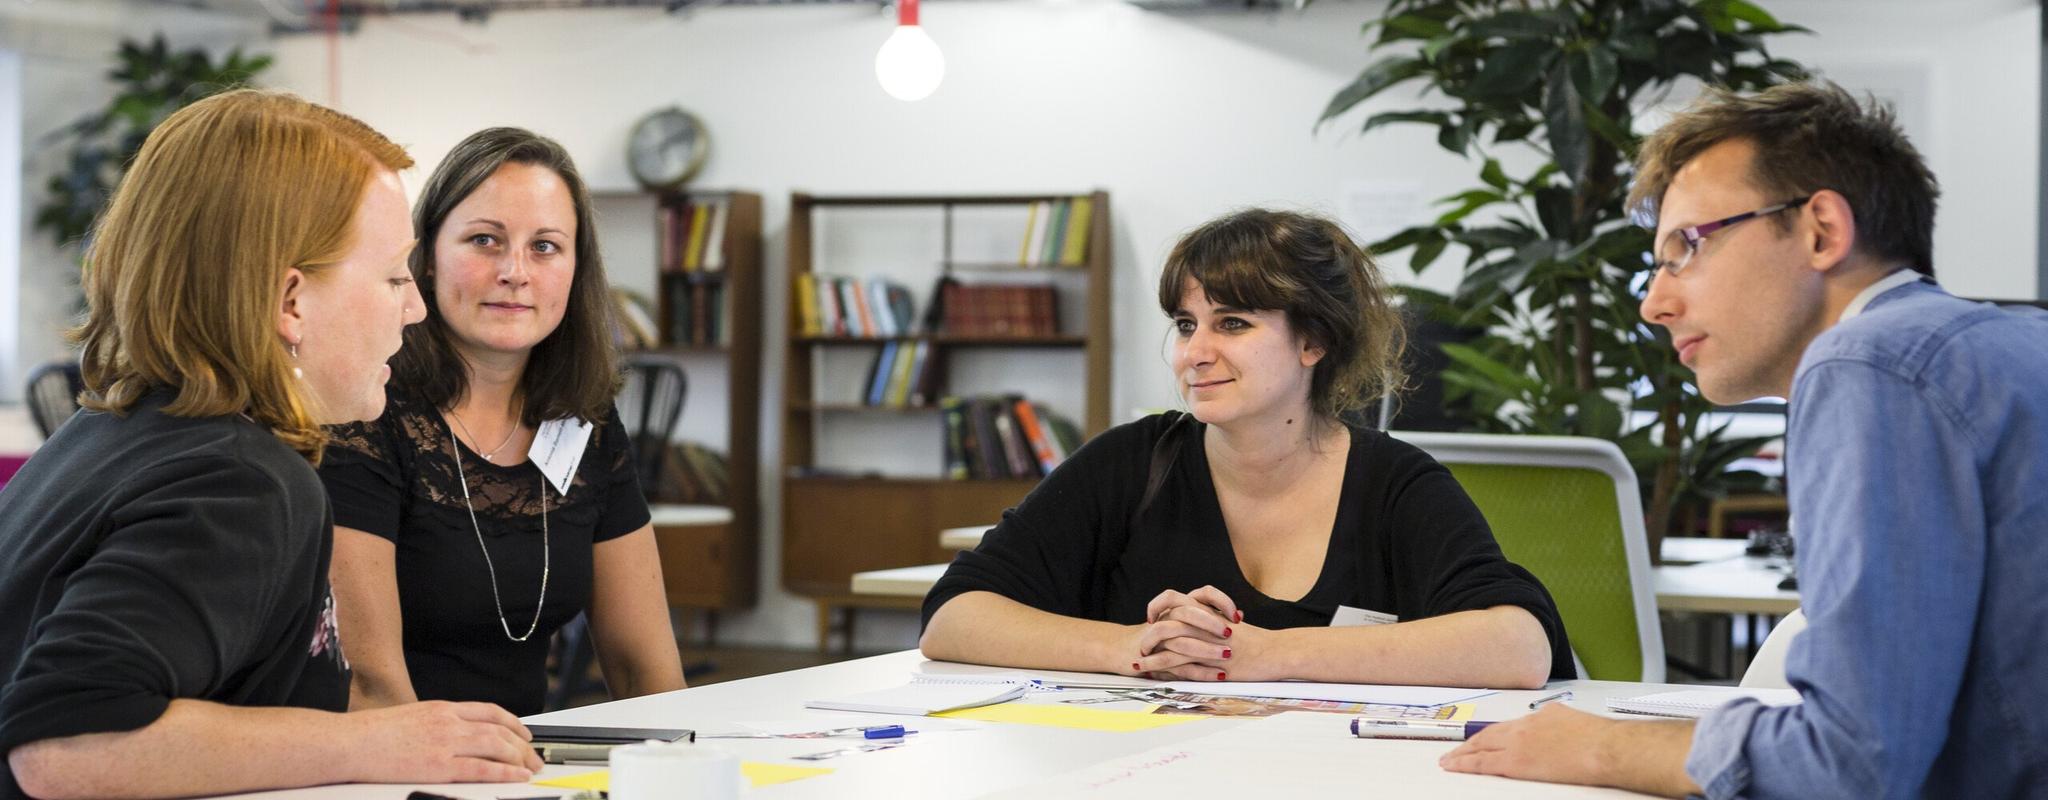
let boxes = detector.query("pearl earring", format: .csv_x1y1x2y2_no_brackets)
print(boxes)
290,342,304,380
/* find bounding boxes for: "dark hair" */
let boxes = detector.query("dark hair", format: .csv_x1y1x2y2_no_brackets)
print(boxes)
395,127,620,425
1156,208,1407,424
1629,81,1940,277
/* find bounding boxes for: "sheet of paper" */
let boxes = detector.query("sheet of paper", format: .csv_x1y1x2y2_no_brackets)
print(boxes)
1158,681,1493,707
533,762,833,791
983,711,1644,798
936,702,1208,732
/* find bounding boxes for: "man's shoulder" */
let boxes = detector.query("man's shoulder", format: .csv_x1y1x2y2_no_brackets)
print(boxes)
1803,284,2048,383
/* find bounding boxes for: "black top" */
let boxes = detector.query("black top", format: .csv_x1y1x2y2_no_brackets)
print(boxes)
319,386,650,716
924,412,1574,680
0,392,347,800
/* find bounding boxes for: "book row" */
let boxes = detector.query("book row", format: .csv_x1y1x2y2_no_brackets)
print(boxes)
658,196,732,274
943,395,1080,480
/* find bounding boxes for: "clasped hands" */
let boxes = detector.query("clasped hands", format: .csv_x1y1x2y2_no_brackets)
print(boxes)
1122,585,1277,682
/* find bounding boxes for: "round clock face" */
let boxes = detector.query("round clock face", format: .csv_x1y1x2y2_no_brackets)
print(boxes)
627,107,708,191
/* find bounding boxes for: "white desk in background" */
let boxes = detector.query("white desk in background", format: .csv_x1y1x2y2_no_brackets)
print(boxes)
853,538,1799,616
210,650,1683,799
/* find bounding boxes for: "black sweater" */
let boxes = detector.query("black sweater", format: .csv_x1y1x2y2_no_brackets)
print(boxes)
0,393,346,800
924,413,1574,680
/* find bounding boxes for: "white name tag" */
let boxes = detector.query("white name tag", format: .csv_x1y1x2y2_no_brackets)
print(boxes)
1331,605,1399,627
528,417,594,496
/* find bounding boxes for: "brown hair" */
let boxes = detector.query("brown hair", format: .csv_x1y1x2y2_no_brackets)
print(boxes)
395,127,620,425
73,88,412,462
1156,208,1407,424
1629,81,1940,276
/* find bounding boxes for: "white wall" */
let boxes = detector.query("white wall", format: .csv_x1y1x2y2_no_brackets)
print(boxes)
253,0,2043,651
1,0,262,403
1767,0,2039,300
1,46,20,401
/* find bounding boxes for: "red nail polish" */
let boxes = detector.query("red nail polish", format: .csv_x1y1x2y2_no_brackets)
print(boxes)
1234,610,1243,623
1223,627,1232,638
1222,648,1233,659
1132,662,1141,671
1217,671,1227,680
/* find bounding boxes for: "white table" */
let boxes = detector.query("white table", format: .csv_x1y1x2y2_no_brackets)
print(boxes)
213,650,1680,799
939,524,993,551
1653,559,1800,616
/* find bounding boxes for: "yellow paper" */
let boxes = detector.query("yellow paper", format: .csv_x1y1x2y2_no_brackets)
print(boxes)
743,762,837,787
534,762,833,791
937,702,1207,732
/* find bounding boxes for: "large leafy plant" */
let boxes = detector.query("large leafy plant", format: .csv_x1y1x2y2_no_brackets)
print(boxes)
1322,0,1805,554
35,35,270,252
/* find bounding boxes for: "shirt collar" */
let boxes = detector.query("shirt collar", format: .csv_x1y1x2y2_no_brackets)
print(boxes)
1838,269,1924,322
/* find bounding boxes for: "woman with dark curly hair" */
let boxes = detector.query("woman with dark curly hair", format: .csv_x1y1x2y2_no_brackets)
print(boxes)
921,208,1571,689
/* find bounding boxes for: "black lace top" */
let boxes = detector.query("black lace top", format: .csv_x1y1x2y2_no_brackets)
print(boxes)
319,385,650,716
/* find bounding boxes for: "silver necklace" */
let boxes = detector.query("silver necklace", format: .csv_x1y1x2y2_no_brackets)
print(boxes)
446,420,549,642
449,410,520,463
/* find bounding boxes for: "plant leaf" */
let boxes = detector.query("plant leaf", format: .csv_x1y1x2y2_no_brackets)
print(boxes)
1441,342,1544,393
1321,57,1426,125
1465,41,1552,98
1411,232,1450,274
1544,65,1590,185
1465,9,1566,41
1479,158,1510,190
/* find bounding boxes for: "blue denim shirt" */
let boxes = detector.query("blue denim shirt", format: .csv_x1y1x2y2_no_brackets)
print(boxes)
1686,279,2048,799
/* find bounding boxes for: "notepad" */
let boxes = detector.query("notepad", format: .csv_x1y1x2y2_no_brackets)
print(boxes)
1606,687,1802,719
804,675,1028,716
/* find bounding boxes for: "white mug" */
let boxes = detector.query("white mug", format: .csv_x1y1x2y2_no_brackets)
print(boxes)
608,740,740,800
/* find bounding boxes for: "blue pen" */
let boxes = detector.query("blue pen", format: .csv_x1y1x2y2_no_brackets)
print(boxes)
860,725,909,739
1350,718,1495,741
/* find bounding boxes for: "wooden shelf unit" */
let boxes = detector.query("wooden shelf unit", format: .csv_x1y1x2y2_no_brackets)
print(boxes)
780,191,1113,597
640,189,763,615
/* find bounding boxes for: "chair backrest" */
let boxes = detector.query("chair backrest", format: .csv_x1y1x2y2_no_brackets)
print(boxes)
1391,432,1665,683
1739,607,1808,689
616,354,689,496
24,361,85,440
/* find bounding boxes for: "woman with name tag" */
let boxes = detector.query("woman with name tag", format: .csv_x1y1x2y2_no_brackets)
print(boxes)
921,208,1572,689
0,90,544,799
320,128,683,717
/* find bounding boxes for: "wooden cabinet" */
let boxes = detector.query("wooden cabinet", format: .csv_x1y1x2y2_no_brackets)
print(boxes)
779,192,1113,597
634,190,763,613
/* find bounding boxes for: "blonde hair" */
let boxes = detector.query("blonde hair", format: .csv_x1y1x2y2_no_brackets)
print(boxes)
73,88,413,462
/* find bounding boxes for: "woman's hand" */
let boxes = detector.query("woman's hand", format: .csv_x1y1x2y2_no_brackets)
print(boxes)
1125,586,1243,681
343,700,543,783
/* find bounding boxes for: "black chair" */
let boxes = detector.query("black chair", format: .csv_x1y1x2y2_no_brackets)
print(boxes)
24,361,85,440
545,354,699,710
616,354,689,497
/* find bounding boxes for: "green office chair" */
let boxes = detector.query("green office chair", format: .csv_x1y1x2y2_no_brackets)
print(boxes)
1393,432,1665,682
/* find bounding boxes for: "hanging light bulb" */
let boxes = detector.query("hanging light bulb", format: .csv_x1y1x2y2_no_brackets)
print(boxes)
875,0,945,102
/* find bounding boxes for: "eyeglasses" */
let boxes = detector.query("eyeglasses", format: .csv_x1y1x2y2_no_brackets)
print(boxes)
1650,196,1811,278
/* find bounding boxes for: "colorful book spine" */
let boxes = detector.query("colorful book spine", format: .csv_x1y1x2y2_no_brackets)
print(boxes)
683,202,710,272
701,198,728,271
1013,399,1058,475
1060,196,1093,266
941,397,970,479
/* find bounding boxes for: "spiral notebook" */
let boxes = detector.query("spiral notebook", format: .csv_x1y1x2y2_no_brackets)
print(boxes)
1606,688,1801,719
804,675,1029,716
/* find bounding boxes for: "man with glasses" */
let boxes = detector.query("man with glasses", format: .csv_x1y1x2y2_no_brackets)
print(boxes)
1438,81,2048,798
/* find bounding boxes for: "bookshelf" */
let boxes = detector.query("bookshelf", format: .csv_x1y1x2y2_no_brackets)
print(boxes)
781,191,1113,598
624,190,763,618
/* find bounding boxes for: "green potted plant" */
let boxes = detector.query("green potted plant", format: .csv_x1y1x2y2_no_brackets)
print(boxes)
35,35,270,253
1322,0,1807,556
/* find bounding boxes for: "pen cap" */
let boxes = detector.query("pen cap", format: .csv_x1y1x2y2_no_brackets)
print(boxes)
609,740,739,800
